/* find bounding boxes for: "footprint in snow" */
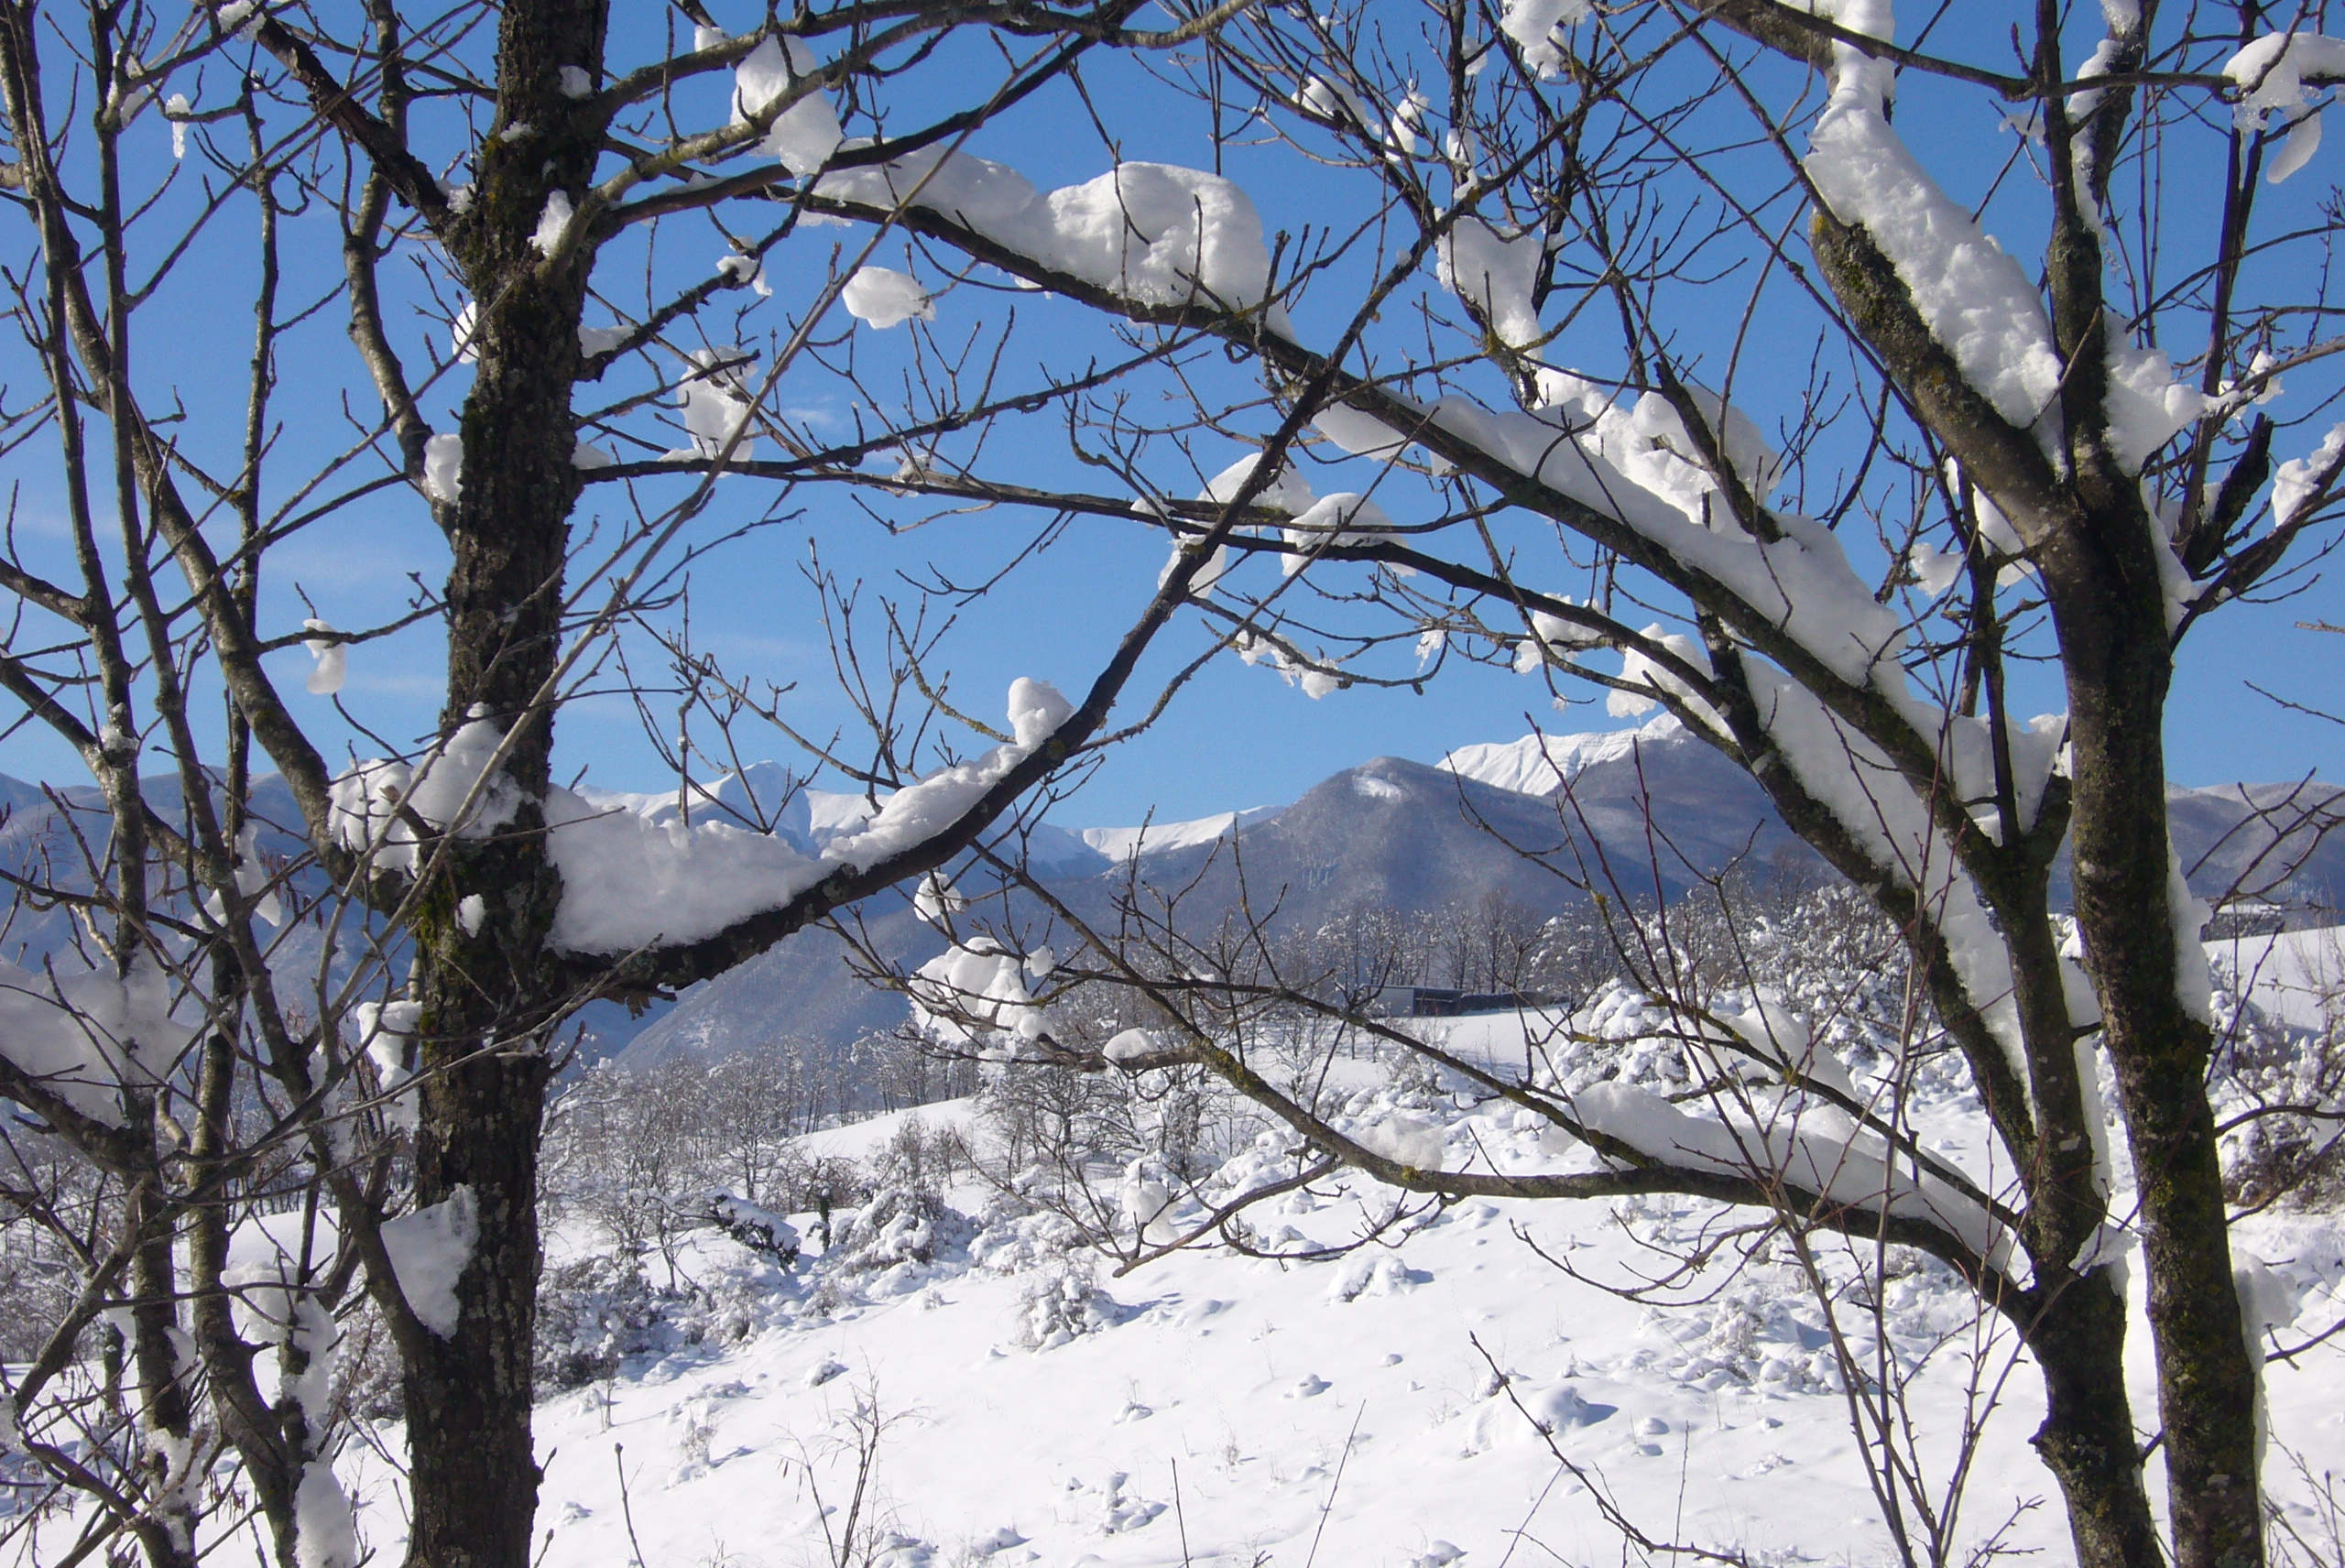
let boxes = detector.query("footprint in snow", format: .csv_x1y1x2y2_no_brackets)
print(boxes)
1285,1374,1330,1398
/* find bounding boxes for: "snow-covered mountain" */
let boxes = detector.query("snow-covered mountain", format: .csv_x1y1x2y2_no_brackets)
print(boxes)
3,715,2340,1065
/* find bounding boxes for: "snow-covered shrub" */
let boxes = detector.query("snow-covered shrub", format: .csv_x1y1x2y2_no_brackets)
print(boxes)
826,1188,974,1275
534,1255,665,1390
2211,985,2345,1209
1010,1260,1128,1350
867,1113,972,1198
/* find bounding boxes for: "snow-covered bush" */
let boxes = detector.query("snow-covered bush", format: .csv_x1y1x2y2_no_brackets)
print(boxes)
1009,1260,1129,1351
825,1188,975,1276
535,1256,668,1390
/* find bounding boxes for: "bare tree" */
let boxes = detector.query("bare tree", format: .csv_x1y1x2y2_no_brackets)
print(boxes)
842,5,2345,1568
0,0,1296,1563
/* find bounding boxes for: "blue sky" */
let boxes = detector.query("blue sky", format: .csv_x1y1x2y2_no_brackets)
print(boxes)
2,3,2340,831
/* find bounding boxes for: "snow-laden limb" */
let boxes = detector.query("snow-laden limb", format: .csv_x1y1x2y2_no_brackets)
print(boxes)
733,34,842,177
818,152,1288,327
0,953,195,1127
1567,1080,2017,1274
1741,664,2062,1085
381,1185,477,1337
1802,8,2201,472
532,678,1073,954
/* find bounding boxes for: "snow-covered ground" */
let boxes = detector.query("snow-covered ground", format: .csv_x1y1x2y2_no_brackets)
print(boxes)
274,1011,2345,1568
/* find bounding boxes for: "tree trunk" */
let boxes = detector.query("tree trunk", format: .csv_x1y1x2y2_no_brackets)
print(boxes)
2025,1271,2165,1568
2047,506,2264,1568
126,1179,201,1568
397,2,606,1563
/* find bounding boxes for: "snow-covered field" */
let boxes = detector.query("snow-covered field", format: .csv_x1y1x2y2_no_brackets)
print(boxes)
278,1009,2345,1568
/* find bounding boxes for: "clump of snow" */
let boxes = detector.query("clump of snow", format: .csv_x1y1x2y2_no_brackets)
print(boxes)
1280,493,1395,574
421,432,464,506
542,681,1072,954
1102,1027,1172,1063
202,822,284,928
354,997,421,1131
911,940,1049,1049
843,266,935,329
1498,0,1589,76
382,1185,479,1337
302,618,345,696
1009,677,1074,748
1314,400,1413,461
293,1453,359,1568
2226,32,2345,188
2270,420,2345,528
530,190,575,257
821,154,1283,321
1437,216,1543,349
557,65,593,99
542,786,829,952
715,253,772,297
677,348,759,459
330,717,523,875
912,870,967,929
734,34,843,176
1511,603,1605,672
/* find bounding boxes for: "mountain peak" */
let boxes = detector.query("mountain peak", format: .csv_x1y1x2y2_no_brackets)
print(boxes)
1437,713,1686,796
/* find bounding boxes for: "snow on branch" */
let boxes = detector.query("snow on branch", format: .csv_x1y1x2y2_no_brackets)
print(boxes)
329,681,1077,959
815,149,1288,326
1803,7,2200,473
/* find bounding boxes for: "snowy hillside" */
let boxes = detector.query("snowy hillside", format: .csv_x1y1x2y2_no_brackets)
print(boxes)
179,1004,2345,1568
